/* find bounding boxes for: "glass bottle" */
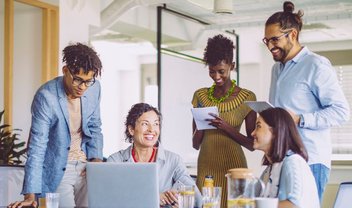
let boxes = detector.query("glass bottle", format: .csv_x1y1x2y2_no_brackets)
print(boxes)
204,175,214,188
203,175,218,207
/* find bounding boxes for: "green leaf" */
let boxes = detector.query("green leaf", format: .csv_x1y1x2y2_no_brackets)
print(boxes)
0,110,26,165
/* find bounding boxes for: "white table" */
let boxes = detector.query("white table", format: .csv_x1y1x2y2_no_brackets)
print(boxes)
0,166,24,206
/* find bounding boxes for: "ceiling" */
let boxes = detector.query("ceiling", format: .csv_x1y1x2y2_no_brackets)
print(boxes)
166,0,352,28
91,0,352,53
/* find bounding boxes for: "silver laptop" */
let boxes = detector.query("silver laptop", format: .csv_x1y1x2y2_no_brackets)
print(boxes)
86,162,159,208
333,182,352,208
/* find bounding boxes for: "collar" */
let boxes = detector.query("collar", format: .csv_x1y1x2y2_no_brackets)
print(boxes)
290,46,309,64
122,142,166,163
286,149,295,157
279,46,309,68
57,76,67,99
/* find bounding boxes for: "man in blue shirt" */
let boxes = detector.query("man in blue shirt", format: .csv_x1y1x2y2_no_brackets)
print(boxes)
263,1,350,202
9,43,104,208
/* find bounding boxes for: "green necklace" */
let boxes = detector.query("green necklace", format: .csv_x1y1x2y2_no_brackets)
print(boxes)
208,80,236,104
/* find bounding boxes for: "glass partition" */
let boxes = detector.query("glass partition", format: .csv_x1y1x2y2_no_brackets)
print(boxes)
158,6,239,163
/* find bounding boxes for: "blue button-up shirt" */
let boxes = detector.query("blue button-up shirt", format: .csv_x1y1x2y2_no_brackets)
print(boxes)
269,47,350,168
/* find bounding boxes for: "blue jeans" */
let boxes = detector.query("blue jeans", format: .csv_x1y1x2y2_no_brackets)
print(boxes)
309,164,330,203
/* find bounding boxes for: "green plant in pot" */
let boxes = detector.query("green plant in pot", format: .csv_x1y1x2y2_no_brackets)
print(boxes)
0,110,26,165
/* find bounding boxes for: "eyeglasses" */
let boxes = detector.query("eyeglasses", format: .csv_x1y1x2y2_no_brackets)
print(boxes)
68,70,95,87
262,31,290,45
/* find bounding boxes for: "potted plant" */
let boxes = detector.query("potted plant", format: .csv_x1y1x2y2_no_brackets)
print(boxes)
0,110,26,165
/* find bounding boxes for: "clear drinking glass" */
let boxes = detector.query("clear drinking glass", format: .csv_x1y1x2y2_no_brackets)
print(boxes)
45,193,60,208
202,186,221,208
178,185,195,208
255,197,278,208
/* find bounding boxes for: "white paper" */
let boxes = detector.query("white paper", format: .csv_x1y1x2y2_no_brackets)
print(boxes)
245,101,274,113
191,106,219,130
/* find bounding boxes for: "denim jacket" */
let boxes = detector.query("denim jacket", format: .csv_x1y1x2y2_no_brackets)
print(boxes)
21,76,103,197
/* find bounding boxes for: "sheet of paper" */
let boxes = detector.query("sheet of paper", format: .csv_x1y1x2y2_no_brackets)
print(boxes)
244,101,274,113
191,106,219,130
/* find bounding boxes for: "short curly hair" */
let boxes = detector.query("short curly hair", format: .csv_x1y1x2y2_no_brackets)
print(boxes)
62,42,102,77
203,34,235,66
124,103,162,143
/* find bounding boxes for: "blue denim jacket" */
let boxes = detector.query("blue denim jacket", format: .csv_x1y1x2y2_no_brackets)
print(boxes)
21,76,103,197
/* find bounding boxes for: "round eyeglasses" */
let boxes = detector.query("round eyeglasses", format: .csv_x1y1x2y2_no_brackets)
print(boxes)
262,31,291,45
68,70,95,87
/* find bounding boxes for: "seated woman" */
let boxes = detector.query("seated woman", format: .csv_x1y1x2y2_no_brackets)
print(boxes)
251,108,319,208
107,103,202,207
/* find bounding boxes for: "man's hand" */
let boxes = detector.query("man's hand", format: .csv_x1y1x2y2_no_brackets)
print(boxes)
82,158,103,176
89,158,103,162
8,193,37,208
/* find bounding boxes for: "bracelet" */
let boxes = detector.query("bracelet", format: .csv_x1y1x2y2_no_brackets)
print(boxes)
299,114,305,128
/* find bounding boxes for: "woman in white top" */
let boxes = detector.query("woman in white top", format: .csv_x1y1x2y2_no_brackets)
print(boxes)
251,107,319,208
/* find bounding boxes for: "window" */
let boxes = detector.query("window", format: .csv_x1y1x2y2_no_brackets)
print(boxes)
331,65,352,154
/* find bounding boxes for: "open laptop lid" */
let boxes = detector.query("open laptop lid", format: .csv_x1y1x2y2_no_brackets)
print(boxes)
333,182,352,208
86,162,159,208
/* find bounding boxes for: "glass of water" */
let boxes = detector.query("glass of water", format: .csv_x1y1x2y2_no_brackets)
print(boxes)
178,185,195,208
203,186,221,208
45,193,60,208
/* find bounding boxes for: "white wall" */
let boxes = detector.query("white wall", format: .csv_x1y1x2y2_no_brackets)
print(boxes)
59,0,100,63
12,3,43,144
92,41,156,157
160,54,212,165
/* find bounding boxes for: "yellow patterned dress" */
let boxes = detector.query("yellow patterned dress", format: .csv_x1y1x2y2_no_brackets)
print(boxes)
192,87,256,208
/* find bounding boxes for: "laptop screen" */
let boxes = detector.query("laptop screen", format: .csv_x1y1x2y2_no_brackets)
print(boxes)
333,182,352,208
86,162,159,208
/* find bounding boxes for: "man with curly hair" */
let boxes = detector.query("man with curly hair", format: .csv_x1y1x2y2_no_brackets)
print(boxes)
9,43,103,208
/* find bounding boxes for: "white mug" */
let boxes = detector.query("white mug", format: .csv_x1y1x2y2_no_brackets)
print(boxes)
255,197,278,208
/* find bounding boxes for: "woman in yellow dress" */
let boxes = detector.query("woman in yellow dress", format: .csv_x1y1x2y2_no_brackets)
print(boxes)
192,34,257,207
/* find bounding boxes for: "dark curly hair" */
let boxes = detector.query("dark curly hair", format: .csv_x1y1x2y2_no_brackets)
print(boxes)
259,108,308,165
62,42,102,77
124,103,162,143
203,34,234,66
265,1,304,40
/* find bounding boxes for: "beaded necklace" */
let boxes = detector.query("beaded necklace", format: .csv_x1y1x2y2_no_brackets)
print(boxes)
208,80,236,104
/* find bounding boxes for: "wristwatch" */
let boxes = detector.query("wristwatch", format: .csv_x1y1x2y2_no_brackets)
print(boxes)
299,114,305,128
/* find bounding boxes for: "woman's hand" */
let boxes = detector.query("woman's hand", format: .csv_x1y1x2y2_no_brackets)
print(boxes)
160,190,178,207
8,193,37,208
207,113,229,130
207,111,256,151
